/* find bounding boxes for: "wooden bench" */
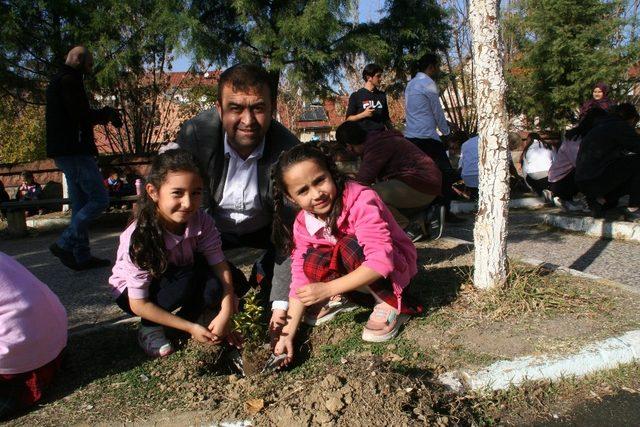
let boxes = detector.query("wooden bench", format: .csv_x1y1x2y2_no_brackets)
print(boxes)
1,195,138,236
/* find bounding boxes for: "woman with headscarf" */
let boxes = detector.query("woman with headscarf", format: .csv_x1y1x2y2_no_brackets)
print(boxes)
579,82,613,118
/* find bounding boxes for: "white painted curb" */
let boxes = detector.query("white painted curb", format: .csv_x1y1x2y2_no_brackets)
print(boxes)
451,197,546,214
439,330,640,393
542,213,640,242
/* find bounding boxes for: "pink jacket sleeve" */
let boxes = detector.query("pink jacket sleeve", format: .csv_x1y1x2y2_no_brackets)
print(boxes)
289,215,313,299
349,189,394,278
195,211,226,266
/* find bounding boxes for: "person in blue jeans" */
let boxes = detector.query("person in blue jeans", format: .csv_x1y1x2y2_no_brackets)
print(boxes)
45,46,122,270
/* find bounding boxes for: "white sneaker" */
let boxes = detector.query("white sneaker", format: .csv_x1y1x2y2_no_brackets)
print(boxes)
560,199,585,212
138,325,174,358
542,189,554,205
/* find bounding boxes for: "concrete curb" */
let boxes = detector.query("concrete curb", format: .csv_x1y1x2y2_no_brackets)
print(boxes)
542,213,640,242
439,237,640,296
450,197,546,214
26,217,71,229
439,330,640,393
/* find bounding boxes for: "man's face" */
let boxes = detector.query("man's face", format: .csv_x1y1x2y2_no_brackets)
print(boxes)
369,72,383,88
216,83,273,156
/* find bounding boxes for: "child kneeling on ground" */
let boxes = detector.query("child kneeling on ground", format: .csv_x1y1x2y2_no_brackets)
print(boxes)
272,144,421,365
0,252,67,420
109,149,239,358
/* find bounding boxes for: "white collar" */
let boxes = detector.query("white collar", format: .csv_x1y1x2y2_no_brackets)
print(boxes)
223,134,265,161
304,211,329,236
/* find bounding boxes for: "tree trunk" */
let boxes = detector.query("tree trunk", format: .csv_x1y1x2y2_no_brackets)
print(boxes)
469,0,510,289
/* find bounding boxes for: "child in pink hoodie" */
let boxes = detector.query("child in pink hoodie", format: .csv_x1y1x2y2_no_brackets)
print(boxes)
271,144,420,365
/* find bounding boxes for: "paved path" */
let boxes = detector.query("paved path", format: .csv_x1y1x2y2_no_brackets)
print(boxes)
445,210,640,290
0,226,124,331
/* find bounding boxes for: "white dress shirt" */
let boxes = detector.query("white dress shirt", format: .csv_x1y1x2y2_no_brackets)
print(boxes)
460,136,479,188
214,136,270,234
404,72,450,141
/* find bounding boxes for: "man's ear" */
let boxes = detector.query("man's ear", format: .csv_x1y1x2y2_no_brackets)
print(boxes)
146,183,159,203
215,100,222,118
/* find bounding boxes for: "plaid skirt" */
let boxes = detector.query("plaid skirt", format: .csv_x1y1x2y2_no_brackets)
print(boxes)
302,235,421,315
0,350,64,417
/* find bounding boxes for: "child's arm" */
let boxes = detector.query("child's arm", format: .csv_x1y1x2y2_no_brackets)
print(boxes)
207,260,241,346
128,298,216,343
295,266,383,306
274,297,306,364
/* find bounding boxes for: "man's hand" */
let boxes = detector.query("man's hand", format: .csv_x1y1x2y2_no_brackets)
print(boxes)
296,283,329,306
269,309,287,348
361,106,375,118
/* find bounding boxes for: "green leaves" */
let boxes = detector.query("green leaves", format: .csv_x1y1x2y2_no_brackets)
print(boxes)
505,0,636,129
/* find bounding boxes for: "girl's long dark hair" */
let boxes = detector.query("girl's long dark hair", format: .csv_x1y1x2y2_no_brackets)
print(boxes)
271,143,348,255
129,149,201,277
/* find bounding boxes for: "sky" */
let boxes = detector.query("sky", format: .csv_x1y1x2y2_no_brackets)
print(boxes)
171,0,385,71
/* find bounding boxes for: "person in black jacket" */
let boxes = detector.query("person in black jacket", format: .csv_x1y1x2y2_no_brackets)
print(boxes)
46,46,122,270
168,63,299,344
575,103,640,220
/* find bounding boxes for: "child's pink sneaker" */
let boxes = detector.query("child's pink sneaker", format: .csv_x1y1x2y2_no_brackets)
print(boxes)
361,302,409,342
303,295,357,326
138,325,174,357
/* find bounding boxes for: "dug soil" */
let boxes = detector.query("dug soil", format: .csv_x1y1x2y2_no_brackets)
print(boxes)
7,239,640,426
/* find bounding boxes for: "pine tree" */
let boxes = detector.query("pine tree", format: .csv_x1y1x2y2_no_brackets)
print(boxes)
506,0,636,128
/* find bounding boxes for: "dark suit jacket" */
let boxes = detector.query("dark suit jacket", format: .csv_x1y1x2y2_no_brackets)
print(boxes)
175,108,299,220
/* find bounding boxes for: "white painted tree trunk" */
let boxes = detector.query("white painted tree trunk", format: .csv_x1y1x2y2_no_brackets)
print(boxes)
469,0,510,289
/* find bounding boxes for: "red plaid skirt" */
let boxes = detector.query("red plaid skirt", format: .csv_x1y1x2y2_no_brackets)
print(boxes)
302,235,421,314
0,350,64,410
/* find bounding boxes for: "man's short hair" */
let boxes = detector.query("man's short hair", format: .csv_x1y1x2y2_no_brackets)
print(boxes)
416,53,439,73
218,63,274,102
610,103,640,123
336,121,368,146
362,63,383,81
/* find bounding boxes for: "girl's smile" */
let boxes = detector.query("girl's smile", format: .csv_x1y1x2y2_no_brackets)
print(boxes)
147,171,203,234
283,159,337,220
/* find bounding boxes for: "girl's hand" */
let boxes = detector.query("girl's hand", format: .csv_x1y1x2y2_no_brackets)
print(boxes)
274,335,294,365
296,283,329,306
207,311,232,342
190,323,218,344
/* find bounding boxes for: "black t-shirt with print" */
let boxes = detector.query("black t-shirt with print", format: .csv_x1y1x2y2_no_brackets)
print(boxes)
346,87,390,131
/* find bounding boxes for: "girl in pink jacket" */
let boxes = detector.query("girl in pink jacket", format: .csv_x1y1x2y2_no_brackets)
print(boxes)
272,144,420,364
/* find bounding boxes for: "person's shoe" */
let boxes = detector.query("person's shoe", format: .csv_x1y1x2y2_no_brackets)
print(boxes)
138,325,174,358
404,222,424,243
303,295,357,326
424,203,446,240
361,302,409,343
74,256,112,271
542,189,554,205
49,243,80,270
560,199,586,213
622,207,640,222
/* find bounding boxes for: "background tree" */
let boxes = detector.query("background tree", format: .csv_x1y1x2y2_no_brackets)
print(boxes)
89,0,191,153
0,98,46,163
188,0,450,100
470,0,511,289
504,0,637,129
